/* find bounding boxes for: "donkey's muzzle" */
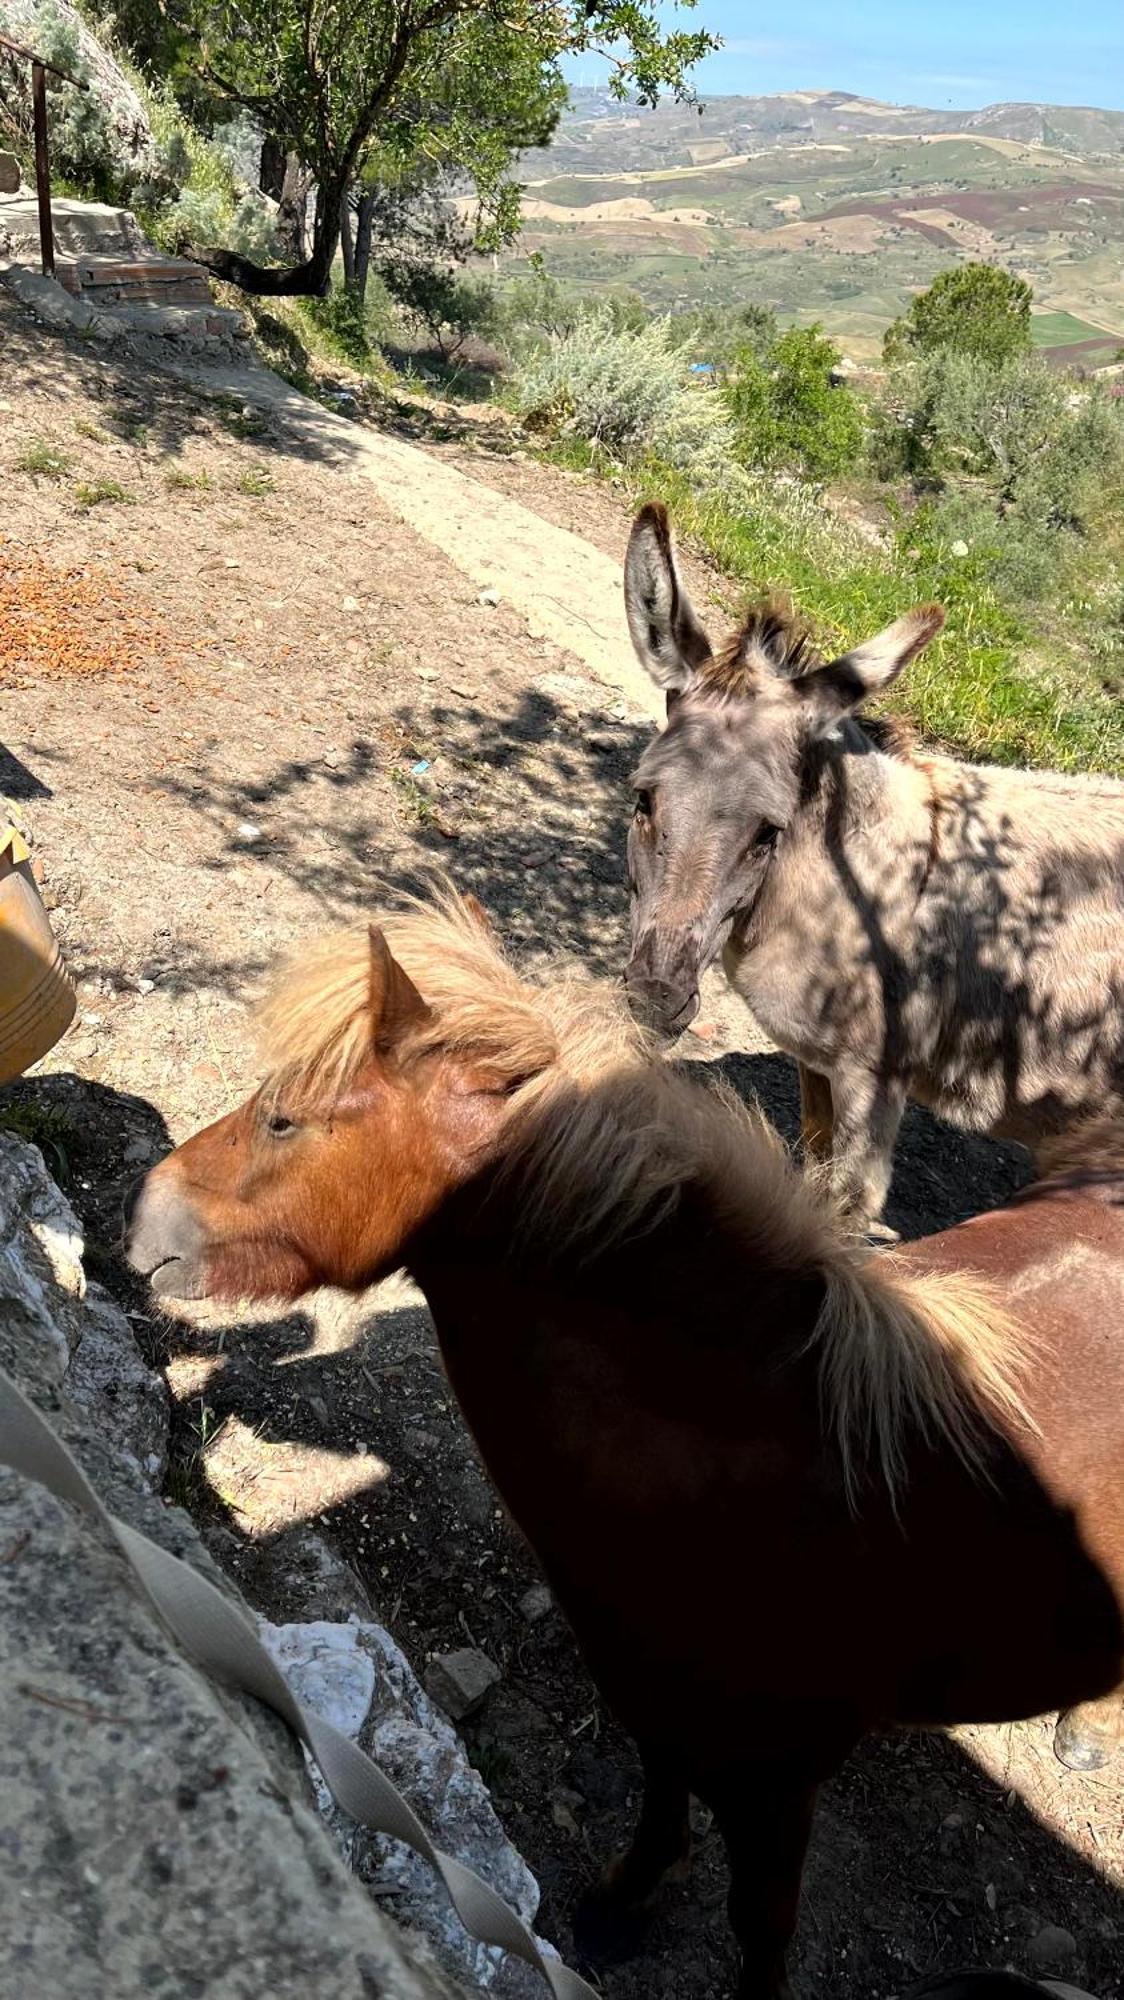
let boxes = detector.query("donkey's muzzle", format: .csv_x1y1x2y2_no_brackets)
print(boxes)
124,1167,210,1299
624,968,700,1041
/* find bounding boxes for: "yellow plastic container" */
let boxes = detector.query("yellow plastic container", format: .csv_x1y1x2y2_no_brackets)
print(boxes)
0,820,77,1084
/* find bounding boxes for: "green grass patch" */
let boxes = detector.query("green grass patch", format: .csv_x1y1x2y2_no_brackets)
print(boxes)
618,458,1123,775
1030,311,1120,348
73,477,133,510
235,466,274,497
16,440,70,479
165,467,214,492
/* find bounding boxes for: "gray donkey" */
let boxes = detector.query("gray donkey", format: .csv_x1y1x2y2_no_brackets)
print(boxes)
622,503,1124,1231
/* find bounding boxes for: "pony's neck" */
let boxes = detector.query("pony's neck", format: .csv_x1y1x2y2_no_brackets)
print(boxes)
405,1135,824,1367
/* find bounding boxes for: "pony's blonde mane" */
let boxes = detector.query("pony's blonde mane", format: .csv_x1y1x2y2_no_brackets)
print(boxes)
256,886,1032,1507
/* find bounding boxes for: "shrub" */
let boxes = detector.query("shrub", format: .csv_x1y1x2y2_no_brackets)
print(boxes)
877,349,1124,531
4,3,139,201
381,260,500,359
509,313,739,486
673,301,777,368
884,263,1032,366
296,277,398,368
725,325,865,482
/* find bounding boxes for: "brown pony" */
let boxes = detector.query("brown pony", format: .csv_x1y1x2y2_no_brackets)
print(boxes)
125,892,1124,1999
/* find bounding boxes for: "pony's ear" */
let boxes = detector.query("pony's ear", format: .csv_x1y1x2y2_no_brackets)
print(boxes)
368,926,431,1047
624,503,712,697
461,892,495,939
803,604,944,729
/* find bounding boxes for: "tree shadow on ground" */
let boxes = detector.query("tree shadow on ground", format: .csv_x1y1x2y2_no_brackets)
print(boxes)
0,737,57,800
138,679,649,990
1,285,350,471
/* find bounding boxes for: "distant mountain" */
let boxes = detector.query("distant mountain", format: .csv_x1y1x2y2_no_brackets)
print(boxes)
510,89,1124,363
521,88,1124,180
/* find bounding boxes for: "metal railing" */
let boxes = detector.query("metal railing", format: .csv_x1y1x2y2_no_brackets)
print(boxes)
0,30,88,280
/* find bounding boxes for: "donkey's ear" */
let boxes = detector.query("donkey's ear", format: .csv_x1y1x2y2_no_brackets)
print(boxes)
804,604,944,729
368,926,432,1046
624,503,712,697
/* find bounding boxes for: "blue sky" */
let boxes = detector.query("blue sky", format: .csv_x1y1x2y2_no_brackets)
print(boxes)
566,2,1124,111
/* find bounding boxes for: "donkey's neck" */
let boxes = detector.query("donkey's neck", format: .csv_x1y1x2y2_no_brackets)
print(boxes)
803,721,926,828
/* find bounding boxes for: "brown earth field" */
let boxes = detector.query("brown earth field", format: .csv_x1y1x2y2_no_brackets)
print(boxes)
1,285,1122,1999
821,183,1124,238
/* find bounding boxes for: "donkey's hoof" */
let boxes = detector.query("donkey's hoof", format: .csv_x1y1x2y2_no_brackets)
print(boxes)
1053,1711,1114,1771
571,1887,650,1965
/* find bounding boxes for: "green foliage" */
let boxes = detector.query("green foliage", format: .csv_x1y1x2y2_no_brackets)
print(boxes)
3,3,138,201
501,259,586,345
634,461,1123,775
16,440,70,478
884,263,1033,366
109,2,713,288
510,313,739,486
871,349,1124,600
382,261,499,360
296,277,396,365
73,477,132,509
725,326,864,481
673,301,778,367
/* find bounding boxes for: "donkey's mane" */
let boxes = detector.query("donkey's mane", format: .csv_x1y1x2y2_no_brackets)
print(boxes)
701,597,916,762
257,887,1030,1505
703,596,823,694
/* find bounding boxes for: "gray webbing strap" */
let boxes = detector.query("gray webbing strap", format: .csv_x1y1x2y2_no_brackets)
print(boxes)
0,1363,598,1999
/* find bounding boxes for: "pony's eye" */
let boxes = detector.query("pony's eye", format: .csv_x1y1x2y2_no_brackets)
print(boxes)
634,789,653,821
266,1114,298,1139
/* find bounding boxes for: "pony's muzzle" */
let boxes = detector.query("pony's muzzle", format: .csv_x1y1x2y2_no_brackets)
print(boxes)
124,1167,210,1299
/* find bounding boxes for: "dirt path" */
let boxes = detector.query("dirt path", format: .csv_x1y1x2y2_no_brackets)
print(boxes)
1,291,1121,2000
156,355,664,725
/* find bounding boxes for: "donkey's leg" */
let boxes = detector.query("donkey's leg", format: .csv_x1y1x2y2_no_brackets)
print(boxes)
1054,1692,1124,1772
798,1064,834,1167
828,1066,907,1237
699,1762,819,2000
572,1741,690,1960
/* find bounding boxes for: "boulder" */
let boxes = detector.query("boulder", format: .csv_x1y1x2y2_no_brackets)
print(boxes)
263,1621,544,1995
0,150,21,194
0,1131,534,1999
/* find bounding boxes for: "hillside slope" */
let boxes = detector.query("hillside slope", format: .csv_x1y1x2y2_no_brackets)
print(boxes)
513,88,1124,358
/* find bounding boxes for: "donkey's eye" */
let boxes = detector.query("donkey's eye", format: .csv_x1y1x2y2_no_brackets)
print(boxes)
634,789,653,821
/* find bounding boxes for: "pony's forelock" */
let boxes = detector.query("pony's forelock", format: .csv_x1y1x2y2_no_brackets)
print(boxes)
255,884,638,1114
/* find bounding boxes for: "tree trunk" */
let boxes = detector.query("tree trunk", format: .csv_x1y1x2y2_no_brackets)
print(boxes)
259,134,285,201
277,153,310,262
192,176,341,298
339,192,355,286
354,191,376,302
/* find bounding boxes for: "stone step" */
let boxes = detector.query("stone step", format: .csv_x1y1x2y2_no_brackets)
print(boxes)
55,254,211,307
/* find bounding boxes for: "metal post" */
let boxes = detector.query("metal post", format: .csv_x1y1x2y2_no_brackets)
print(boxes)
30,59,54,279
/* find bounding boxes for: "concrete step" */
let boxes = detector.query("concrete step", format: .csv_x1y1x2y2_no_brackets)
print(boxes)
0,193,145,258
